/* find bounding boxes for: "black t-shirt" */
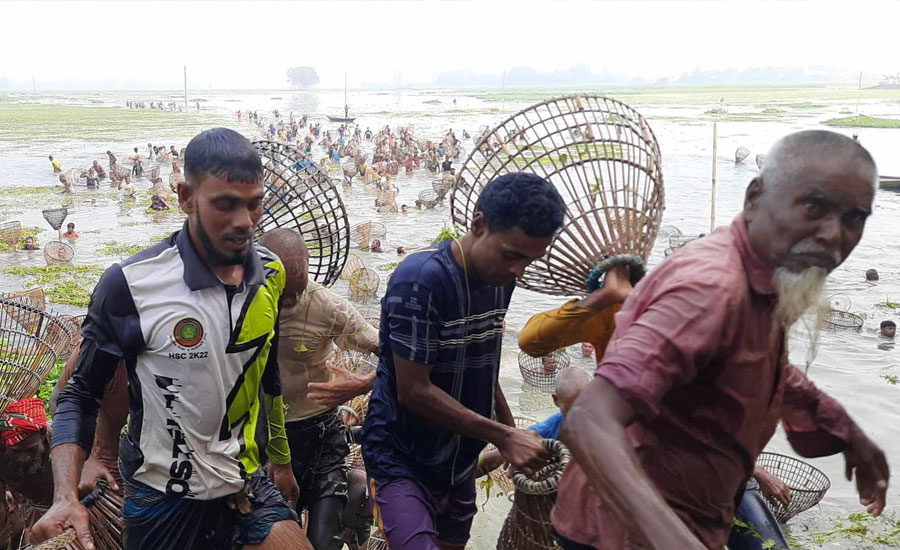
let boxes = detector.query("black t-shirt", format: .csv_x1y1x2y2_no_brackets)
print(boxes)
441,160,452,171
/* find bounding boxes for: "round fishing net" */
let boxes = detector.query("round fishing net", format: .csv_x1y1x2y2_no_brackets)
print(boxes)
253,141,350,287
417,189,441,209
349,268,380,298
44,241,75,265
42,207,68,231
452,95,664,297
517,350,571,393
735,146,750,163
755,452,830,523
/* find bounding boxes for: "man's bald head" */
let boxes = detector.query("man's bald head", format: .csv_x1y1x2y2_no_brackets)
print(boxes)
259,228,309,309
744,130,877,274
554,367,593,415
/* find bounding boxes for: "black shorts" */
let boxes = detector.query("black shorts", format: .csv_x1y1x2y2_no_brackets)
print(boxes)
120,464,297,550
285,410,350,510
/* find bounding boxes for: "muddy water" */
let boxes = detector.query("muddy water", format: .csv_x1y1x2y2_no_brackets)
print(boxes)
1,88,898,548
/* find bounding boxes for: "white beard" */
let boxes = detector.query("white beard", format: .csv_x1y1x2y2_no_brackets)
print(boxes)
773,267,829,368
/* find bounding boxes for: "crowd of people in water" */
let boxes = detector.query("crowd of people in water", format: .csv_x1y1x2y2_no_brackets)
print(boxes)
1,119,893,550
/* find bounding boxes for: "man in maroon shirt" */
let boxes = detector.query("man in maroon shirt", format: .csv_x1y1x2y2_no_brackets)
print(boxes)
553,130,889,550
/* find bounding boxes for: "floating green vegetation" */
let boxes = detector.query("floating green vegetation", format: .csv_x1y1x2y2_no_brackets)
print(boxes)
881,374,899,385
99,241,146,258
0,103,225,142
704,107,727,115
0,225,44,252
2,264,104,307
786,512,900,549
376,262,399,272
876,296,900,310
788,102,827,109
38,359,65,417
823,115,900,128
762,108,784,114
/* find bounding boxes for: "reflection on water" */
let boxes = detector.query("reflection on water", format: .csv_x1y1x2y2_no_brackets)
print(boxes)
1,87,898,548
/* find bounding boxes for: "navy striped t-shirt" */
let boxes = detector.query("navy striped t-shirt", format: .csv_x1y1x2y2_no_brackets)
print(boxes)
361,239,513,487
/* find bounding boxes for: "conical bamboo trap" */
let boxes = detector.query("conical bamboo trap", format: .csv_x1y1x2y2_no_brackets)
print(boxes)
253,141,350,287
452,95,664,296
339,254,366,281
349,268,380,298
42,208,68,231
0,295,73,416
1,287,46,332
0,221,22,247
353,305,381,329
756,154,766,169
432,177,452,198
417,189,440,209
735,147,750,163
350,221,387,250
496,439,571,550
22,480,123,550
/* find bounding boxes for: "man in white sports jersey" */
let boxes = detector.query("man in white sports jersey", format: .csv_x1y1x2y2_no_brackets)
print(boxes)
32,128,311,550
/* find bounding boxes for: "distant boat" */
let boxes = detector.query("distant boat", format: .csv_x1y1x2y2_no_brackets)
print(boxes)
328,72,356,124
756,154,766,169
879,175,900,190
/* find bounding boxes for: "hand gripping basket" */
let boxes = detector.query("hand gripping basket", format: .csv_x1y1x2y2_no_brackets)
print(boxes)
452,95,664,297
22,479,123,550
518,349,571,393
755,452,830,523
253,140,350,287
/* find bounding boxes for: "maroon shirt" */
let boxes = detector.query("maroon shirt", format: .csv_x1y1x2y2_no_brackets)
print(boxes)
552,216,855,550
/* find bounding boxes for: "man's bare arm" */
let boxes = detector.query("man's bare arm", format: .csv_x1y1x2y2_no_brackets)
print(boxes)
494,384,515,428
560,377,705,550
394,354,547,471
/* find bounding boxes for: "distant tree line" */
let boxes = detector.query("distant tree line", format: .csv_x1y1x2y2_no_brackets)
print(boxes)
287,67,319,88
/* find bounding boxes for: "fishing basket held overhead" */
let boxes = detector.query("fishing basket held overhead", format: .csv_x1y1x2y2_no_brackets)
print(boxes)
823,309,864,333
342,161,359,179
348,268,380,298
735,147,750,163
756,154,766,169
349,221,387,249
42,207,68,231
496,439,572,550
253,140,350,287
452,95,664,297
518,350,571,393
432,177,452,198
44,241,75,266
417,189,441,209
0,296,73,416
755,452,830,523
0,221,22,247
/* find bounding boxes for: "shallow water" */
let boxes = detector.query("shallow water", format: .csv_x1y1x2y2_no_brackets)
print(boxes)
1,87,898,548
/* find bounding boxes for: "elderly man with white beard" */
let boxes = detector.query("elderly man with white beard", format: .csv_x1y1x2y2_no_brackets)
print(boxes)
550,130,889,550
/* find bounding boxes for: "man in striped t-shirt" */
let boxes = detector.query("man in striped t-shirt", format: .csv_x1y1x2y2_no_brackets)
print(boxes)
362,173,567,550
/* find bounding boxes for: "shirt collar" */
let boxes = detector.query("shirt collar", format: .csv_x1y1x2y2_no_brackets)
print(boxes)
175,220,265,291
730,214,775,296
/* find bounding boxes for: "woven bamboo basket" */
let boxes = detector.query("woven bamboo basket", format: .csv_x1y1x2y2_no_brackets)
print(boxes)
53,314,83,357
668,235,697,251
22,480,123,550
339,254,366,281
42,208,68,231
1,287,46,332
0,221,22,247
44,241,75,266
735,147,750,163
366,526,390,550
823,309,864,333
755,452,830,523
0,296,72,416
349,268,380,298
518,350,570,393
496,439,571,550
417,189,440,209
353,305,381,328
480,415,538,497
452,95,664,297
350,221,387,249
432,177,451,198
253,140,350,287
332,348,379,376
343,161,359,179
756,154,766,169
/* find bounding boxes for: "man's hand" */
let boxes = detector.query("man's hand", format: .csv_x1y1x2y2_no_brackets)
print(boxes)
844,432,889,517
308,361,373,409
576,264,633,310
78,456,119,496
495,428,549,473
268,462,299,508
754,466,791,507
30,498,95,550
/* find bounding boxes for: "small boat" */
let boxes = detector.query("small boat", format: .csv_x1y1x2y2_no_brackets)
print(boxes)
328,73,356,123
879,175,900,190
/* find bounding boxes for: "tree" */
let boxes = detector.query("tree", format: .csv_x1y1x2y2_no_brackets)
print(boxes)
287,67,320,88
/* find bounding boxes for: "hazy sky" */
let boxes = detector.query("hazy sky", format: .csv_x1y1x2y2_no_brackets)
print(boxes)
2,0,898,89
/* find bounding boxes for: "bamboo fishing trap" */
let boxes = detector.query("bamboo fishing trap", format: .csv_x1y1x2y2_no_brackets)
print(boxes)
349,268,380,298
756,154,766,169
496,439,572,550
518,350,571,393
0,295,73,416
253,140,350,287
350,221,387,250
44,241,75,266
755,452,830,523
452,95,664,296
339,254,366,281
417,189,441,209
22,480,123,550
0,221,22,247
479,415,538,498
735,147,750,163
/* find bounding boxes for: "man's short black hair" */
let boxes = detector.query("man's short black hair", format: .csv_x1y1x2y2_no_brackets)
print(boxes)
881,320,895,329
474,172,565,238
184,128,263,186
